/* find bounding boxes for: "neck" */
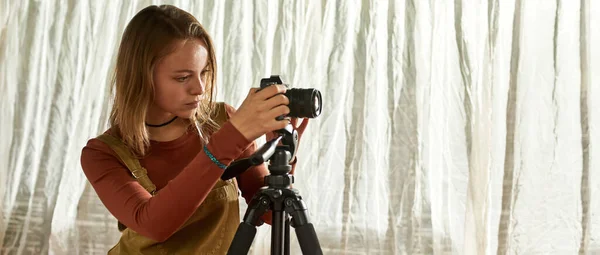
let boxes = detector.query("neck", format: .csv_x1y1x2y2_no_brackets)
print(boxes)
146,116,178,128
147,118,191,142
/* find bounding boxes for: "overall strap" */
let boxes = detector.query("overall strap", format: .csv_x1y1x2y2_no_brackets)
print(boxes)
96,134,157,196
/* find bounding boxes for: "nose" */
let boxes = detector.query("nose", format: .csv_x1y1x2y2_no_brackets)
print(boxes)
189,75,205,96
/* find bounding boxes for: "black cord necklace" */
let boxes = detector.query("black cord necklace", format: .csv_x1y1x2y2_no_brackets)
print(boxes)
145,116,178,128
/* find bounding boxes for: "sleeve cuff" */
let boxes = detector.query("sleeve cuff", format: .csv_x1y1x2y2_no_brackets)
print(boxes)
205,121,253,165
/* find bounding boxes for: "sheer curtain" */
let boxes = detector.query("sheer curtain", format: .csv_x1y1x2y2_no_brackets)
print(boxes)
1,0,598,254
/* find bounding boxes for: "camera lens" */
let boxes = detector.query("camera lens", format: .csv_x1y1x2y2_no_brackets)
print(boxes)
286,88,322,118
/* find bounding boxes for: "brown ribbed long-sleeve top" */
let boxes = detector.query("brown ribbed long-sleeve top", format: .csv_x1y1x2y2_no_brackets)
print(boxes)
80,104,292,242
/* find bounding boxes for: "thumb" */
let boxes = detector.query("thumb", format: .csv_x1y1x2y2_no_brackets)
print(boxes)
296,118,309,133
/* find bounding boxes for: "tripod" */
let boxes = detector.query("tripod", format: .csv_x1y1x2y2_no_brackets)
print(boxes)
220,125,323,255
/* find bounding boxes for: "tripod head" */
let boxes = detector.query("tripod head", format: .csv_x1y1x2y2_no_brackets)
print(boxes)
221,123,298,180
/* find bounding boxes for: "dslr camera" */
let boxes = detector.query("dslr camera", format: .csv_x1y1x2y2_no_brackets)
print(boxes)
260,75,322,119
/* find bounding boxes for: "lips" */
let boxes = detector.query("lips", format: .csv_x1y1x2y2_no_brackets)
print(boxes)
186,101,200,107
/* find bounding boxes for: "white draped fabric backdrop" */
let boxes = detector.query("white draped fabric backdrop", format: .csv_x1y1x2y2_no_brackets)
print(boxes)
1,0,599,254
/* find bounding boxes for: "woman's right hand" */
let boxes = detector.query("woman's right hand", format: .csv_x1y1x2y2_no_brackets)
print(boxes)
229,85,290,141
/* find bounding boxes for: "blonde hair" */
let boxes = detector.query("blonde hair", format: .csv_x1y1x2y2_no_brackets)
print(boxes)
109,5,219,156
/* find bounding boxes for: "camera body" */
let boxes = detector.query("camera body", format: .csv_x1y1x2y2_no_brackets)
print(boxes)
260,75,322,119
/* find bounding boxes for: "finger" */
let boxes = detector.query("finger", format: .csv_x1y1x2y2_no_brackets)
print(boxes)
296,118,309,133
247,87,259,96
255,85,287,100
271,117,291,130
289,117,300,127
267,105,290,119
263,94,289,110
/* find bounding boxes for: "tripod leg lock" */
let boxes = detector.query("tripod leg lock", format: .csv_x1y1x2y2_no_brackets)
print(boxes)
243,195,272,226
282,196,323,255
283,197,311,228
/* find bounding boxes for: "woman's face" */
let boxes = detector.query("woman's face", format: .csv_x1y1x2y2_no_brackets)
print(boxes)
149,38,210,121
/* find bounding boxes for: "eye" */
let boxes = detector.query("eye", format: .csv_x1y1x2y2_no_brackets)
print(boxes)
175,76,190,82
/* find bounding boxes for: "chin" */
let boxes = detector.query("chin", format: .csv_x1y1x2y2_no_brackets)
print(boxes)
173,107,201,120
181,109,197,119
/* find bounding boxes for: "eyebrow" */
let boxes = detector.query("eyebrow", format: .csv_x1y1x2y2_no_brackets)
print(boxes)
172,68,211,74
173,69,195,73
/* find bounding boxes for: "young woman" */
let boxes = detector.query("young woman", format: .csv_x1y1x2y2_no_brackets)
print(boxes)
80,5,308,254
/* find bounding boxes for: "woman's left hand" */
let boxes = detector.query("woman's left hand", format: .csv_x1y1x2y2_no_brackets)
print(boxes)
289,117,309,142
265,118,309,160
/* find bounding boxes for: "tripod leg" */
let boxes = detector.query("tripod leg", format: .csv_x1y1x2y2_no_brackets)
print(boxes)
227,223,256,255
285,197,323,255
284,214,290,255
271,209,285,255
295,223,321,255
228,195,271,255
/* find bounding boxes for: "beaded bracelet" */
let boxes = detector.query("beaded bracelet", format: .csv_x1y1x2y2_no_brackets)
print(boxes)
203,145,227,169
